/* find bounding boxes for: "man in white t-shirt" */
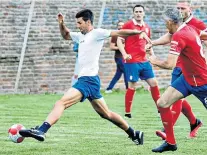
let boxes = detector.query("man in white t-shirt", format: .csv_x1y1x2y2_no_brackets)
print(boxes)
19,9,150,145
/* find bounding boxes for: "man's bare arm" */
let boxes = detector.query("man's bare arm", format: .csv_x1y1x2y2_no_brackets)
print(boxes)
149,53,178,70
152,33,172,46
58,13,71,40
110,29,143,37
117,37,131,60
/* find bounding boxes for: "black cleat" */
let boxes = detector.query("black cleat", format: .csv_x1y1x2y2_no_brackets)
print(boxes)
152,141,177,153
130,131,144,145
189,119,202,138
19,126,45,142
125,113,132,118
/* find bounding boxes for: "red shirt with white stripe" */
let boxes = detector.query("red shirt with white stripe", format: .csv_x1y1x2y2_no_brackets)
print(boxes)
176,15,207,69
121,19,151,63
170,24,207,86
185,15,207,32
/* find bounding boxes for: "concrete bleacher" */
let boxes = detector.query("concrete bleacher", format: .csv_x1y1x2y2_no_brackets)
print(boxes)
0,0,207,94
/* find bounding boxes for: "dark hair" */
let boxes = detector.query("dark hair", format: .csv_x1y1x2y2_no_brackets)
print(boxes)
75,9,94,24
133,5,145,12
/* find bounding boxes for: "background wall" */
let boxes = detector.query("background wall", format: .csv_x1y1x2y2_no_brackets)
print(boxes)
0,0,207,94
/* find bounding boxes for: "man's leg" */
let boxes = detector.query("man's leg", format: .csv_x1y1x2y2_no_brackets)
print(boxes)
152,86,184,153
125,82,136,118
106,58,122,92
19,88,83,141
90,98,144,145
145,78,160,109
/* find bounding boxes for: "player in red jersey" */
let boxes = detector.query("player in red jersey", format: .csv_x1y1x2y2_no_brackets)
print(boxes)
147,1,206,140
117,5,160,118
151,8,207,153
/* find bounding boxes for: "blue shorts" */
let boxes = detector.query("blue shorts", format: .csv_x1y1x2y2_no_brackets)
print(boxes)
171,75,207,109
72,76,102,102
171,67,182,84
124,61,155,82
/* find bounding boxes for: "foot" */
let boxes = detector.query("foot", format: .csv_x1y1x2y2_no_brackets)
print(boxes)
125,113,132,118
105,90,113,94
189,118,202,138
152,141,177,153
19,126,45,141
130,131,144,145
155,129,166,140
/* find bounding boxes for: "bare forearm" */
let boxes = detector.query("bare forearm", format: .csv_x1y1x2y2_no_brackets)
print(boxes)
117,38,127,55
59,22,70,40
152,33,171,46
152,59,173,70
111,29,141,37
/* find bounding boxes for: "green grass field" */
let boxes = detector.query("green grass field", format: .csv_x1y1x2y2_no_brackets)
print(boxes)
0,91,207,155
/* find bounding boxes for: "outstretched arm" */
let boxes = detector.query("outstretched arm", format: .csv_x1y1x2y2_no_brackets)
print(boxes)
145,33,172,52
152,33,172,46
149,53,178,70
58,13,71,40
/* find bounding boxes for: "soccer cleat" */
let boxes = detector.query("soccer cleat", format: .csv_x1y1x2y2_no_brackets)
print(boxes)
125,113,132,118
19,126,45,142
155,130,166,140
152,141,177,153
130,131,144,145
189,119,202,138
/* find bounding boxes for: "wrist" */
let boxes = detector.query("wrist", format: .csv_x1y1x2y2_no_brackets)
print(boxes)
59,20,64,24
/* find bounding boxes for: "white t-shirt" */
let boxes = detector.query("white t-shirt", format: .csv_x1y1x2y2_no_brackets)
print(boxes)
70,28,111,77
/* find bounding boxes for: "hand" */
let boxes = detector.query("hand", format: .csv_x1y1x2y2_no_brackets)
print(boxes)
149,55,157,65
145,43,153,55
145,43,152,51
123,54,132,61
57,12,64,24
139,32,152,43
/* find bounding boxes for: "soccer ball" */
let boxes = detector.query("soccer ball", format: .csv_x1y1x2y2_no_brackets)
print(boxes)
8,124,25,143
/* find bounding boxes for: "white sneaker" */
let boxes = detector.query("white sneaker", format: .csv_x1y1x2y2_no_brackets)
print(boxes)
105,90,113,93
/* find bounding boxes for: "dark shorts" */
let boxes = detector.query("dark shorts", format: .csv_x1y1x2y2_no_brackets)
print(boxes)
171,74,207,109
124,61,155,82
73,76,102,102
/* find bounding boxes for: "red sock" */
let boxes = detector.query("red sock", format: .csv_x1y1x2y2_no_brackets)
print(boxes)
150,86,160,109
171,100,182,126
159,107,176,144
182,99,196,124
125,88,135,113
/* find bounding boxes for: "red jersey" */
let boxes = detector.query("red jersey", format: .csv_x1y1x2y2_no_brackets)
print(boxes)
175,15,207,68
121,19,150,63
170,24,207,86
185,15,207,32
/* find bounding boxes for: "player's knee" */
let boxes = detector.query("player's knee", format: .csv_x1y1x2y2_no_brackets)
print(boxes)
157,98,168,108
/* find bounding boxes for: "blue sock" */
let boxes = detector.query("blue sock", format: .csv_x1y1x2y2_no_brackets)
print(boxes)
125,126,135,138
38,122,51,133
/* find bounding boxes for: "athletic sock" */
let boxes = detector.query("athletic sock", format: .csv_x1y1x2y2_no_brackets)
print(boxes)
159,107,176,145
38,122,51,133
150,86,160,109
125,126,135,138
182,100,196,124
125,88,135,113
171,100,182,125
